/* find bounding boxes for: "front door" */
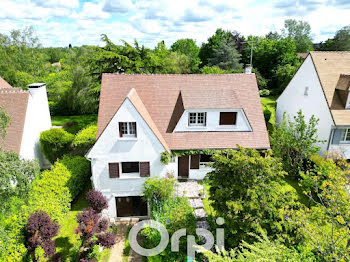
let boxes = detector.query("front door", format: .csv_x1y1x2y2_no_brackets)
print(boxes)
116,197,133,217
178,155,189,178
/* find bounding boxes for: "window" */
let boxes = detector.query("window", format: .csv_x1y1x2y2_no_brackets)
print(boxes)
119,122,137,137
188,112,206,126
341,128,350,142
122,162,139,173
200,154,212,167
219,112,237,125
304,86,309,96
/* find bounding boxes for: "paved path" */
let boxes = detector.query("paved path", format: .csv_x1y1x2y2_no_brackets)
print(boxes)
109,219,140,262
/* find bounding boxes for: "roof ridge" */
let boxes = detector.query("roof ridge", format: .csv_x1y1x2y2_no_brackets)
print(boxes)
311,51,350,53
103,73,254,76
0,88,28,94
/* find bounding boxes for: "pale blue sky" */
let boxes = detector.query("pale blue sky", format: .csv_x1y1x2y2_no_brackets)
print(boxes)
0,0,348,47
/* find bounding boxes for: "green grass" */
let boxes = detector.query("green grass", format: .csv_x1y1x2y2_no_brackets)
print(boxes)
55,186,90,261
51,114,97,134
261,96,277,125
122,227,132,262
283,176,310,206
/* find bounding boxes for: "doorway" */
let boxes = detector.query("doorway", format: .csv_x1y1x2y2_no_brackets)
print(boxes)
116,196,148,217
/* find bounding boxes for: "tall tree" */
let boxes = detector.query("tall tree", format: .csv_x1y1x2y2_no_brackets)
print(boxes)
207,39,242,70
282,19,313,53
171,38,200,72
320,25,350,51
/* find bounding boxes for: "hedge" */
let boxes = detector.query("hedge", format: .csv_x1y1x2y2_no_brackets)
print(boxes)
28,162,72,222
59,155,91,200
40,128,74,163
73,125,97,155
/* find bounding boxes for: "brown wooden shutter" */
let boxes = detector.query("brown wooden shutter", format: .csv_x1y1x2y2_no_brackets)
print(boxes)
119,123,123,137
109,163,119,178
219,112,237,125
134,122,137,137
190,154,200,169
140,162,150,177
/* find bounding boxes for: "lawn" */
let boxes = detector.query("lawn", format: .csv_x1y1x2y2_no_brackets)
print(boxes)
51,114,98,134
261,96,277,125
54,184,111,262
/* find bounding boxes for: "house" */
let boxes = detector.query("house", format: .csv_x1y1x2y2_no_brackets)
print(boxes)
0,77,51,167
276,51,350,158
86,74,270,219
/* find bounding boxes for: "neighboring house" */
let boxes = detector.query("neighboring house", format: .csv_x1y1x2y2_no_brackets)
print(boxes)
0,77,51,167
86,74,270,219
276,52,350,158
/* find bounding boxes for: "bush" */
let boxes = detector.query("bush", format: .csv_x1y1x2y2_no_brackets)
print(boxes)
142,177,176,204
207,147,299,248
29,162,72,222
73,125,97,155
263,106,272,123
59,155,91,200
160,151,171,165
40,128,74,163
259,89,270,97
86,190,108,213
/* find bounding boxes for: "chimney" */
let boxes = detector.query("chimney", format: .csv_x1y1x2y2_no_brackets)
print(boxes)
27,82,51,127
245,64,252,74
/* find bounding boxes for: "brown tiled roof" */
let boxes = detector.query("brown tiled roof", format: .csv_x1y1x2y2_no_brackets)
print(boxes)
310,52,350,125
0,76,12,89
97,74,270,150
0,86,29,154
297,53,308,59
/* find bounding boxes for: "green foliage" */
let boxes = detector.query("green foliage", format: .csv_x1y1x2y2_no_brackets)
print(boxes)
273,63,301,94
200,66,227,74
207,147,299,248
40,128,74,163
259,89,270,97
142,177,176,204
160,151,171,165
29,162,72,222
282,19,313,53
73,125,97,155
207,39,242,70
263,106,272,123
291,159,350,261
271,110,324,177
0,106,10,140
171,38,201,72
59,155,91,200
202,232,313,262
51,114,97,134
0,150,40,213
320,25,350,51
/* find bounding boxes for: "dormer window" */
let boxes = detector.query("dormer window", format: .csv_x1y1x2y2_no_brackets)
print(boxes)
219,112,237,125
188,112,206,126
119,122,137,137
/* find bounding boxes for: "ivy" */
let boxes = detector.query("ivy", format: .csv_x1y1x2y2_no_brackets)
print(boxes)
0,106,10,140
160,149,230,165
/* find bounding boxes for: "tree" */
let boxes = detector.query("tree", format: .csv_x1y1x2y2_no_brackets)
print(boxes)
24,211,60,262
320,26,350,51
171,39,200,72
0,150,40,212
282,19,313,53
76,190,116,261
199,29,244,66
207,39,242,70
271,110,324,177
207,147,299,248
290,159,350,261
200,66,227,74
0,106,10,140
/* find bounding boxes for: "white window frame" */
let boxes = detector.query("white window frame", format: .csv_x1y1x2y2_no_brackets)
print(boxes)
121,122,137,138
341,128,350,143
188,112,206,126
121,162,140,178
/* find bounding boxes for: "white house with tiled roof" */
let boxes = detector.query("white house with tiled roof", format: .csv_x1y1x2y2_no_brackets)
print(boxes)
0,77,51,167
86,74,269,219
276,51,350,158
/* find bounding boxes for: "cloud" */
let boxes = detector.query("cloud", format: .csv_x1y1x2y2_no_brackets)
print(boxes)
328,0,350,8
102,0,134,13
274,0,324,15
31,0,79,9
71,2,110,20
182,9,212,22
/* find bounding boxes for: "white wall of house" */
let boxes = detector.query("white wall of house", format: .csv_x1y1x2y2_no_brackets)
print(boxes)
20,84,51,167
276,55,334,154
174,109,251,132
87,98,173,218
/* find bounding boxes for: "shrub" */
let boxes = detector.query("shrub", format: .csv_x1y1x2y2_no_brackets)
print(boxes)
259,89,270,97
160,151,171,165
59,155,91,200
29,162,72,222
207,147,299,248
40,128,74,163
85,190,108,213
24,211,60,261
271,110,324,178
73,125,97,155
263,106,272,123
142,177,176,204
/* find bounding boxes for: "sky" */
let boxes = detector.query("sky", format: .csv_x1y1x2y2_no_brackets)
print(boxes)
0,0,349,48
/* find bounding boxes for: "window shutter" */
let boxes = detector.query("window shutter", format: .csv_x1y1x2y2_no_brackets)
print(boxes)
140,162,150,177
119,123,123,137
190,154,200,169
220,112,237,125
109,163,119,178
332,129,343,144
